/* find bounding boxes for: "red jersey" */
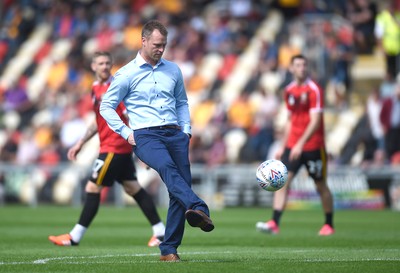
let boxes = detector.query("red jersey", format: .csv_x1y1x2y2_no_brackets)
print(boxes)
92,78,132,154
284,78,325,151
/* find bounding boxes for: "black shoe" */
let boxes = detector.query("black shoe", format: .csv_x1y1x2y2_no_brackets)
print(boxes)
185,209,214,232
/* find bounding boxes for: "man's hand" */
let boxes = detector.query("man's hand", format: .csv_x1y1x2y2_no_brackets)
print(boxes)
67,141,83,161
274,146,285,160
127,133,136,146
289,142,303,161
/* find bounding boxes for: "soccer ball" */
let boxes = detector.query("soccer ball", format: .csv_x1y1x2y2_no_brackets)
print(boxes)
256,159,288,192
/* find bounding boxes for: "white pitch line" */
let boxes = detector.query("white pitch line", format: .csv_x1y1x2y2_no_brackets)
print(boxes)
1,251,400,265
0,251,232,266
303,257,400,262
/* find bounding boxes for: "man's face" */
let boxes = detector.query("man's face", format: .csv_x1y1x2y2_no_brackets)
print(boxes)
142,29,167,65
290,58,308,81
91,55,112,81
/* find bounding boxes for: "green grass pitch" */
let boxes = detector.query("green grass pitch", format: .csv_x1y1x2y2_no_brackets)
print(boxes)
0,206,399,273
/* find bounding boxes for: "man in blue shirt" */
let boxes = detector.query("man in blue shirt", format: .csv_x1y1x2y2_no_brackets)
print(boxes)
100,20,214,262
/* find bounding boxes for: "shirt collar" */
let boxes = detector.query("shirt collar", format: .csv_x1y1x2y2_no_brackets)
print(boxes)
294,77,311,87
135,51,164,68
93,76,113,86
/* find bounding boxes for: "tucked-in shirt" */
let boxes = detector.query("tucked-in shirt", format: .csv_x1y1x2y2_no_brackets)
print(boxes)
100,53,191,140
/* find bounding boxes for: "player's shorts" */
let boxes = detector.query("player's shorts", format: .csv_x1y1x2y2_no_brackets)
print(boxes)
281,147,327,182
88,153,137,187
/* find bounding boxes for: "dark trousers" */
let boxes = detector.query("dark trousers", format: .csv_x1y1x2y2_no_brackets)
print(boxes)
133,127,209,255
386,54,400,80
385,127,400,160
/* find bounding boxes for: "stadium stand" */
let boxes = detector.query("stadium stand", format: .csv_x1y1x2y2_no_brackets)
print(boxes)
0,0,398,205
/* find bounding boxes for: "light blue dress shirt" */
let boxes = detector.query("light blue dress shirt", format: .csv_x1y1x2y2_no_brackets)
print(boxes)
100,53,191,140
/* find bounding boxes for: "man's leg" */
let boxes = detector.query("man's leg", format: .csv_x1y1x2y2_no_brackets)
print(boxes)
49,182,101,246
315,180,334,227
133,129,210,256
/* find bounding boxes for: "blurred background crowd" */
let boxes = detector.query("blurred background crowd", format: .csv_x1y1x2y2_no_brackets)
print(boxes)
0,0,400,176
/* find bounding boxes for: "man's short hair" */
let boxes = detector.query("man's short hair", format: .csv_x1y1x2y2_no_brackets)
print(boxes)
290,54,307,64
92,51,112,63
142,20,168,38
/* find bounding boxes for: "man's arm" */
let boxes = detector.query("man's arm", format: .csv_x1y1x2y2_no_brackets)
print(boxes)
290,111,322,161
174,67,191,136
99,72,132,140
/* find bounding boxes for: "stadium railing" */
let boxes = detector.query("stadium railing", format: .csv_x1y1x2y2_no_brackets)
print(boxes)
0,163,399,210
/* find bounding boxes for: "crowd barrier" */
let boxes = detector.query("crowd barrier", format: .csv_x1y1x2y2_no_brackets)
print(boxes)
0,163,399,210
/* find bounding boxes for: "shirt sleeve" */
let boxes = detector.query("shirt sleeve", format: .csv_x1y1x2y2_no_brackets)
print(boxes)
309,84,324,113
100,72,133,140
174,67,192,135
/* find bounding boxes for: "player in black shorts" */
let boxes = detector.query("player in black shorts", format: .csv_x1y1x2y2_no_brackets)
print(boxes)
256,55,334,236
281,148,327,182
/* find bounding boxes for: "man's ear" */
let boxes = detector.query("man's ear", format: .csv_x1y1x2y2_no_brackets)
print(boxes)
91,62,96,72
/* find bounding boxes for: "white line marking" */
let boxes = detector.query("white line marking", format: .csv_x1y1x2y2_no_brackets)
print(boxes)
0,251,232,265
1,250,399,265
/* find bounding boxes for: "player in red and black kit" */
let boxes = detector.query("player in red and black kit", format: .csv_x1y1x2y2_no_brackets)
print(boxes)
49,52,165,247
256,54,335,236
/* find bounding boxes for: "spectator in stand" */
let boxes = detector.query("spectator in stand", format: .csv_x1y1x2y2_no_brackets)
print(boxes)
59,106,86,153
46,58,69,93
204,125,227,167
347,0,377,54
339,87,386,166
94,18,116,52
365,88,385,166
3,77,35,129
15,128,39,165
0,4,35,72
375,1,400,81
105,3,127,31
123,15,143,52
204,13,231,53
227,92,255,131
171,46,196,84
259,40,279,73
250,86,280,161
380,83,400,163
0,130,19,163
299,0,325,15
330,25,355,107
277,34,301,87
191,98,217,131
273,0,301,19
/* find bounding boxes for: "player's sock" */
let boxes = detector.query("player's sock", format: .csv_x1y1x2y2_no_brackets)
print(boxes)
69,192,100,243
75,192,100,237
132,188,162,226
325,212,333,227
152,221,166,238
272,210,283,226
69,224,87,243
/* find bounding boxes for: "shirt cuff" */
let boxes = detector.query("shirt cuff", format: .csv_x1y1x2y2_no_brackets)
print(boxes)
121,126,133,140
182,124,191,135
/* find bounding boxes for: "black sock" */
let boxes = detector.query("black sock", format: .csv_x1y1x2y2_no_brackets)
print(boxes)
78,192,100,227
325,212,333,227
133,188,161,225
273,210,283,226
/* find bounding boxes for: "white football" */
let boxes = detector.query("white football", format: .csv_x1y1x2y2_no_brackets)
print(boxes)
256,159,288,192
